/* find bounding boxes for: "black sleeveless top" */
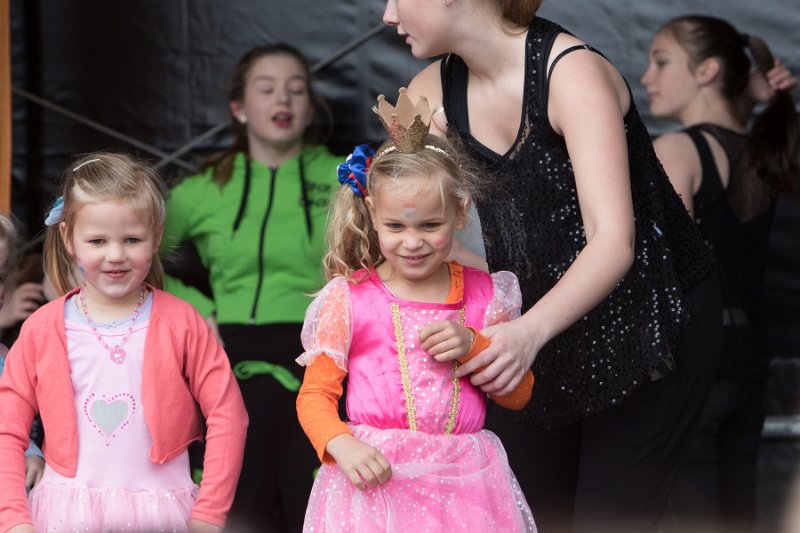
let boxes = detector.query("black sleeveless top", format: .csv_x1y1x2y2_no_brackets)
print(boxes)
442,17,715,427
686,124,776,383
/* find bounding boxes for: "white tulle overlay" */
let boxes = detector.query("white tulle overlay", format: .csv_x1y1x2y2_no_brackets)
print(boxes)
303,424,536,533
29,482,198,532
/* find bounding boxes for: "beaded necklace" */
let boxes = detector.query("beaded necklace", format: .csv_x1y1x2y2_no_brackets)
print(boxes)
78,284,146,365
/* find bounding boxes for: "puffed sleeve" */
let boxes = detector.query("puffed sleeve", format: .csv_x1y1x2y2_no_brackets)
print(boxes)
296,276,351,371
296,276,353,463
484,271,522,327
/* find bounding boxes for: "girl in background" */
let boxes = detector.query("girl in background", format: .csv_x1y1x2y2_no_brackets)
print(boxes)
296,91,535,532
0,152,247,533
162,43,339,531
0,213,45,493
642,15,798,531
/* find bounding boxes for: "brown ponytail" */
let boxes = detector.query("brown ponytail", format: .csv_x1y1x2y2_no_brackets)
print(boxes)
499,0,542,27
741,34,800,193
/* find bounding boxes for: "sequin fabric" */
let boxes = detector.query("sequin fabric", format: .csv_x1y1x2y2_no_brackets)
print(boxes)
297,266,536,532
442,17,715,427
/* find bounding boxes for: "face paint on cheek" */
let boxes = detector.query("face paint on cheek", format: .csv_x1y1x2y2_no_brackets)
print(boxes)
433,236,452,249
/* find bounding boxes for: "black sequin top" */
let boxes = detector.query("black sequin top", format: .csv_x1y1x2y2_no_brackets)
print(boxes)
686,124,776,383
441,17,715,427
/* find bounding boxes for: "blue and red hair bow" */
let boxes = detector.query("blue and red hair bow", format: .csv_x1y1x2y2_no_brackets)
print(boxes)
337,144,373,198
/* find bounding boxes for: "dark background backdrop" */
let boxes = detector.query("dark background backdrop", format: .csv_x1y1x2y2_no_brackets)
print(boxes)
7,2,800,529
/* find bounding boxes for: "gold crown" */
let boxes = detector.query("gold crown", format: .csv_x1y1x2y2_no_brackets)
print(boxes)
372,87,434,153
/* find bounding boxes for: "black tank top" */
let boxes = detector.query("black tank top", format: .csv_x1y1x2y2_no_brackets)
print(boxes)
686,124,776,382
442,17,715,427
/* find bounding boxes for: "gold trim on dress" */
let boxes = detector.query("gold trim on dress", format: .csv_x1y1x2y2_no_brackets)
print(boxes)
391,303,464,434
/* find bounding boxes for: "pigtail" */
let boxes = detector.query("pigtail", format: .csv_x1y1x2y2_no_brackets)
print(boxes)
43,224,77,296
741,35,800,194
322,186,379,282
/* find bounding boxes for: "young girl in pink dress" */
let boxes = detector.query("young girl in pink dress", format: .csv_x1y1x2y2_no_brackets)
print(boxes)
0,152,247,533
295,91,536,532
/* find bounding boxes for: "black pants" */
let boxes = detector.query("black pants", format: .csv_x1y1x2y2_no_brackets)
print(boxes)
220,323,319,533
488,273,722,533
666,379,766,532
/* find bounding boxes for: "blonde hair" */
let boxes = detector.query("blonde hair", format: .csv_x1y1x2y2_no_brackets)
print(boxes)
323,134,478,282
44,152,168,295
0,213,18,264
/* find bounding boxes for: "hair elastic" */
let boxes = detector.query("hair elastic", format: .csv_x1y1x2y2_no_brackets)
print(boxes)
44,196,65,226
337,144,373,198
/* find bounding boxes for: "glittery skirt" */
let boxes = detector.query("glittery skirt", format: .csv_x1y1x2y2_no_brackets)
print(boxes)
303,424,536,532
28,481,198,532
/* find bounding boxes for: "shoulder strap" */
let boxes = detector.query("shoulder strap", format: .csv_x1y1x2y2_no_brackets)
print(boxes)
547,44,599,81
541,42,606,123
685,126,725,203
440,54,471,138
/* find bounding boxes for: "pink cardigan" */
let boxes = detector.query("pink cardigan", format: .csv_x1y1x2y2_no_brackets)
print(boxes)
0,287,248,531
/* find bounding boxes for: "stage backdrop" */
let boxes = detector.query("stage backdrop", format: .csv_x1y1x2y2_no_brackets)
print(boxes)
7,1,800,526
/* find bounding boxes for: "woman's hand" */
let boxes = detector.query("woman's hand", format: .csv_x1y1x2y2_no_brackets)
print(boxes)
766,58,796,92
455,318,541,397
325,434,392,490
419,320,474,362
24,455,44,490
749,58,796,102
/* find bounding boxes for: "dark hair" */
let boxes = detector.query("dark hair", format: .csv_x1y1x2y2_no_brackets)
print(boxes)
498,0,542,27
660,15,799,193
204,43,331,187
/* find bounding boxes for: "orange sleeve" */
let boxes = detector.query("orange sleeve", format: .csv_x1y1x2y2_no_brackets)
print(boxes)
458,327,534,410
296,354,352,464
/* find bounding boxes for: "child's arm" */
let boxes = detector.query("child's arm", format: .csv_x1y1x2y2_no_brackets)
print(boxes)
421,322,533,409
183,309,248,529
459,328,533,410
296,354,351,463
297,354,392,489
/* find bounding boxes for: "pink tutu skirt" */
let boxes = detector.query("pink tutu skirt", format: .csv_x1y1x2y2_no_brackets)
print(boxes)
28,481,198,532
303,425,536,533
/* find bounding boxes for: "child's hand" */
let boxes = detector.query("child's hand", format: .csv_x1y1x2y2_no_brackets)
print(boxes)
187,518,222,533
325,434,392,490
24,455,45,490
419,320,474,362
0,282,44,329
6,525,35,533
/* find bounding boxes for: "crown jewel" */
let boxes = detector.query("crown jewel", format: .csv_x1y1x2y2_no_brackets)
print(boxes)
372,87,434,153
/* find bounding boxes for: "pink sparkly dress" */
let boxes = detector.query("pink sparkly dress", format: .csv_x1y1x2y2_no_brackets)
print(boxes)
27,294,198,532
297,264,536,532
